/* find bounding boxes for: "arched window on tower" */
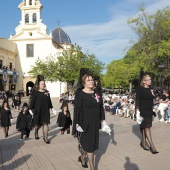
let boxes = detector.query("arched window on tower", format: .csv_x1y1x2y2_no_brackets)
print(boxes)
33,13,37,23
29,0,32,5
25,14,29,23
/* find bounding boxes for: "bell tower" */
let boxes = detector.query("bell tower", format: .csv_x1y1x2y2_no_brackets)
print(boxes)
11,0,48,37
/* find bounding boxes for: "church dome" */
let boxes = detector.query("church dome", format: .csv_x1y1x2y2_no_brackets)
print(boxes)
52,27,71,44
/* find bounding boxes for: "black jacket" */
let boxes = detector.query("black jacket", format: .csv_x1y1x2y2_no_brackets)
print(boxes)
57,111,72,128
16,112,32,130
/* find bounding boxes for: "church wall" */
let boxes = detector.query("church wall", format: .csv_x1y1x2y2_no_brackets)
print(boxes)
13,38,64,97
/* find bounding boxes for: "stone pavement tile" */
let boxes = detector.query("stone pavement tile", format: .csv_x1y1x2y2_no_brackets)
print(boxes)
1,97,170,170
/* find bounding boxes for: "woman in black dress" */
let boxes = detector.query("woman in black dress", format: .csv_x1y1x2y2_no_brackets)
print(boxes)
0,101,13,138
73,71,109,170
136,75,159,154
30,80,55,144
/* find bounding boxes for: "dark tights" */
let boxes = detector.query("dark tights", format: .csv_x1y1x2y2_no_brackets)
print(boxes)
3,127,9,137
140,127,157,151
35,125,40,138
35,124,49,140
81,151,94,170
42,124,49,141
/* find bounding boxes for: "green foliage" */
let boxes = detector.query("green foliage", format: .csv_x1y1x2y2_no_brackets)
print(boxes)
104,5,170,88
29,45,105,86
104,59,140,88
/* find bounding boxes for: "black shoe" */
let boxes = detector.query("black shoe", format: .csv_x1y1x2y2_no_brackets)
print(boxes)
43,138,50,144
150,147,159,154
34,133,40,140
78,156,88,168
140,142,149,151
35,136,40,140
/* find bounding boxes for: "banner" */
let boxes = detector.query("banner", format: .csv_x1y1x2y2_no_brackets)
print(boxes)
13,71,17,84
2,69,8,84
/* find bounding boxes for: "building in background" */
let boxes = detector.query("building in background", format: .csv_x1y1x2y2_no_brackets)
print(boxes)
0,38,19,91
0,0,73,97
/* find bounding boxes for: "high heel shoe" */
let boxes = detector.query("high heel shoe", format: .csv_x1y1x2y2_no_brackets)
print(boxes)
150,147,159,154
34,133,40,140
78,156,88,168
35,136,40,140
140,142,149,151
43,138,50,144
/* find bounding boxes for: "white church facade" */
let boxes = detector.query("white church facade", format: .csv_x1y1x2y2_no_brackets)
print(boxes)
0,0,73,97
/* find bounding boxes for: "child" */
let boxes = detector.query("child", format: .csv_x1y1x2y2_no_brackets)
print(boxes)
16,103,32,139
57,103,72,134
13,94,21,110
0,101,13,138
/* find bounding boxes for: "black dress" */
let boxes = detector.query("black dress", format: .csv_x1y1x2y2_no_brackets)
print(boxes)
136,86,154,128
13,97,21,106
30,90,53,126
16,112,32,137
57,111,72,130
74,90,105,152
0,108,12,127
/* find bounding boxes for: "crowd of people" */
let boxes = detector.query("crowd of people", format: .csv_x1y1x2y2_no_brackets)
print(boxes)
102,88,170,124
2,69,170,169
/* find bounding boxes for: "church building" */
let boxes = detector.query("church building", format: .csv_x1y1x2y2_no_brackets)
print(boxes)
0,0,73,97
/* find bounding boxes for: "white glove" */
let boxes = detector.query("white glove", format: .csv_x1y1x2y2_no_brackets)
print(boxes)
136,110,143,124
102,120,111,135
29,110,33,116
76,125,84,132
52,108,57,115
56,109,62,113
102,120,107,127
10,119,14,123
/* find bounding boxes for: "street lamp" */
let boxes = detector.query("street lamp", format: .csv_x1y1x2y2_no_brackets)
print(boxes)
158,64,165,93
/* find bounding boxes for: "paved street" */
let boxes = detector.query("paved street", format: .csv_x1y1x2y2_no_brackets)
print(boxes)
0,97,170,170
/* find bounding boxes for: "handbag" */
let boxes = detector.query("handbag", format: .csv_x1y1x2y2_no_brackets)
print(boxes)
77,132,84,154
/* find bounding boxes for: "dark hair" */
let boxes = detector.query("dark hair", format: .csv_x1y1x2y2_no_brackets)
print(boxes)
76,68,93,92
60,103,68,110
2,101,10,109
34,75,45,90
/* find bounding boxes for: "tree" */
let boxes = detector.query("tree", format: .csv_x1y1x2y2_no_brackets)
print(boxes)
104,59,139,88
127,5,170,76
29,45,105,87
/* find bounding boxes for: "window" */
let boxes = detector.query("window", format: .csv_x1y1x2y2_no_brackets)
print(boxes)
9,62,12,70
25,14,29,23
0,60,2,69
26,44,34,57
29,0,32,5
33,13,37,23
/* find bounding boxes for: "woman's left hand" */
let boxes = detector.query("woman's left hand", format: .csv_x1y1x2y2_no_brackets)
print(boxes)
101,120,111,135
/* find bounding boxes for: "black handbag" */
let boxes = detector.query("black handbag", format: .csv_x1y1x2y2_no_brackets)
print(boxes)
77,132,84,154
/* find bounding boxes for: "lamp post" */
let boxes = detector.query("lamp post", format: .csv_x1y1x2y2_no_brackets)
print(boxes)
158,64,165,94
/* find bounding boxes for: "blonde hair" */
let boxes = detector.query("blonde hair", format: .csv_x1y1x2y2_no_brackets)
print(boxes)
140,75,151,86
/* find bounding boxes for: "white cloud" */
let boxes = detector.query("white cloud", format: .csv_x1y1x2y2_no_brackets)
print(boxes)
63,0,170,66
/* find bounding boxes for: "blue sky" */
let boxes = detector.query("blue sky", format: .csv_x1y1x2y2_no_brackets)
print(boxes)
0,0,169,68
